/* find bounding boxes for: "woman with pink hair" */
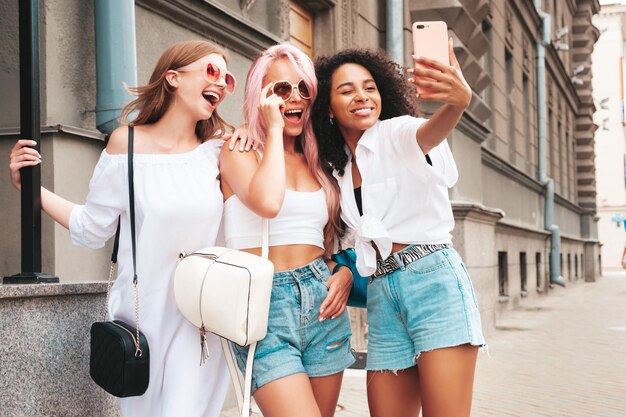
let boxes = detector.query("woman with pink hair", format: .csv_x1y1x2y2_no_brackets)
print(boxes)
219,43,355,417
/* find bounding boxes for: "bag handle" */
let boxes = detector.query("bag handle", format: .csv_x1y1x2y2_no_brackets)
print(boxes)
222,148,270,417
224,217,268,417
105,125,143,358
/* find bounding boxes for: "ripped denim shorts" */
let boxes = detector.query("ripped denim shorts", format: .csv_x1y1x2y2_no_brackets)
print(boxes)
367,246,485,371
231,257,355,393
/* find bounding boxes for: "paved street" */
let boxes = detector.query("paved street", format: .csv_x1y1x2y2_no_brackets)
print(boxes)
223,272,626,416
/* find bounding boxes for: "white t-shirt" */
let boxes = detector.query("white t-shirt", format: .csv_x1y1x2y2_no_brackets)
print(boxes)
334,115,458,276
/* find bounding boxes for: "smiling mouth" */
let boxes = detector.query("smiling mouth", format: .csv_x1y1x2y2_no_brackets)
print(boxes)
351,107,373,115
283,109,303,123
202,91,220,106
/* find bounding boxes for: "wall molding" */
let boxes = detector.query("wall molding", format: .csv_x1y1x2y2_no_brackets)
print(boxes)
495,219,551,239
136,0,282,57
452,201,504,225
555,193,584,214
456,111,491,145
0,125,105,141
481,147,544,193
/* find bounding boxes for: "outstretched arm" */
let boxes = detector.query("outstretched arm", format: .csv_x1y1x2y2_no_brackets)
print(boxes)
409,38,471,155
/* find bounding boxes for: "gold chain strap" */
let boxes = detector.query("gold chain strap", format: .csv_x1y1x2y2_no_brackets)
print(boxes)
103,262,116,322
103,260,143,358
133,281,142,357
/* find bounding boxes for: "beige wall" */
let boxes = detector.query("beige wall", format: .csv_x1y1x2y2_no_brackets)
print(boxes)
0,0,20,128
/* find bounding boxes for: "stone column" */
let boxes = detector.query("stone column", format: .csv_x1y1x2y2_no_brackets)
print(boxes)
452,202,504,334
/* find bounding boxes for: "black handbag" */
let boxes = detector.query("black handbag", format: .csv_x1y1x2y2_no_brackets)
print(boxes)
89,126,150,397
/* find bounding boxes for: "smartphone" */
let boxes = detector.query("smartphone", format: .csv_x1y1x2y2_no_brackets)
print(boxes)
412,21,450,94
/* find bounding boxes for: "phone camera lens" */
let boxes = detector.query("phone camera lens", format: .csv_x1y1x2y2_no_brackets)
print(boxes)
416,24,425,29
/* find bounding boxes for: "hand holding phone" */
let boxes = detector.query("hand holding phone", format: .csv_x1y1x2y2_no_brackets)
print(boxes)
411,21,450,96
412,21,450,66
410,21,471,108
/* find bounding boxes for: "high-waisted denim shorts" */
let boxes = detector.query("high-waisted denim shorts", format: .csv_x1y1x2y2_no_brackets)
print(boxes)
367,246,485,371
232,257,355,392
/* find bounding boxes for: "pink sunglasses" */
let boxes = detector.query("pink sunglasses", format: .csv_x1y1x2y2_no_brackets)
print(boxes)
177,62,236,93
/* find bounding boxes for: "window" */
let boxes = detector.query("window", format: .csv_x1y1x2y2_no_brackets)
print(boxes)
523,74,531,165
481,21,493,132
581,255,584,280
536,252,543,292
561,121,570,198
506,49,515,162
549,250,553,283
498,252,509,299
567,253,571,281
575,254,578,279
520,252,528,296
289,1,314,57
569,124,575,200
557,119,562,193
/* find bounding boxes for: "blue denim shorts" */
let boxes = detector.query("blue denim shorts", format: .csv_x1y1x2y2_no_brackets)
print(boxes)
367,246,485,371
232,257,355,392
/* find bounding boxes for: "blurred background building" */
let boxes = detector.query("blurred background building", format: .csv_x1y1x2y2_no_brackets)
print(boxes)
592,3,626,271
0,0,602,415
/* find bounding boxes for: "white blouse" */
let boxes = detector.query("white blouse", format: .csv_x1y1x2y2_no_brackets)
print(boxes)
334,115,458,276
69,139,229,417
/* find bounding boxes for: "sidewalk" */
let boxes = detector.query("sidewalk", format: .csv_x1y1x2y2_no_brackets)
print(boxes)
223,272,626,416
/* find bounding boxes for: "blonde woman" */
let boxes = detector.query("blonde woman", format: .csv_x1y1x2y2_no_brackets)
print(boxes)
9,40,235,416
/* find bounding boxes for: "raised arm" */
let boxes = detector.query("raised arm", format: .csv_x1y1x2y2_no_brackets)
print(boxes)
410,38,471,155
219,82,287,218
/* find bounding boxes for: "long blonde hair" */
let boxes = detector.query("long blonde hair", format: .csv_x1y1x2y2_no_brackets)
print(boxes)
244,43,341,255
120,40,232,140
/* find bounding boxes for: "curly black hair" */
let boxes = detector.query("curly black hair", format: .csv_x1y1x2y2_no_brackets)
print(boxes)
312,48,420,176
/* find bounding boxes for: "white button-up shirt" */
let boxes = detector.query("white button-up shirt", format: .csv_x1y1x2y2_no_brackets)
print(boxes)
334,116,458,276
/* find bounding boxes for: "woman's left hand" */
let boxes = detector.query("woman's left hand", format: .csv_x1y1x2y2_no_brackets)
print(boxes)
409,38,471,109
319,265,353,321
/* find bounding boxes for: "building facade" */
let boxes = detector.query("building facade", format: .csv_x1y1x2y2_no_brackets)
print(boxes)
0,1,601,415
592,4,626,271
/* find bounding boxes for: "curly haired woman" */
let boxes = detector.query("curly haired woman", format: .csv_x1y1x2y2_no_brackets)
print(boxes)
311,42,485,417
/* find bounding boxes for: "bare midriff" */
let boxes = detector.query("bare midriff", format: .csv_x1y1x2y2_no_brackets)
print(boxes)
241,244,326,272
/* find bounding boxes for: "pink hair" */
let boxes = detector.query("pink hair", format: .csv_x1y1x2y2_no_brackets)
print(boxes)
243,43,341,255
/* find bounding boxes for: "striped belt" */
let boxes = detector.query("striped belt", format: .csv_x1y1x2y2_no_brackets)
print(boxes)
372,244,449,278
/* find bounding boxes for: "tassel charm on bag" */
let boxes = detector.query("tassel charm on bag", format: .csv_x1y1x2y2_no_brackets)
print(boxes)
200,325,210,365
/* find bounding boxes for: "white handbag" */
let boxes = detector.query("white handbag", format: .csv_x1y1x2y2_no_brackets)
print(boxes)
174,219,273,417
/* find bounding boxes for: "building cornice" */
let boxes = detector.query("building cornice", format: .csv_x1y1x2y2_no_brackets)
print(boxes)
511,0,541,38
546,48,582,110
0,125,105,141
481,147,545,193
560,233,588,244
135,0,282,57
451,201,504,225
555,192,584,214
495,218,551,238
456,111,491,145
